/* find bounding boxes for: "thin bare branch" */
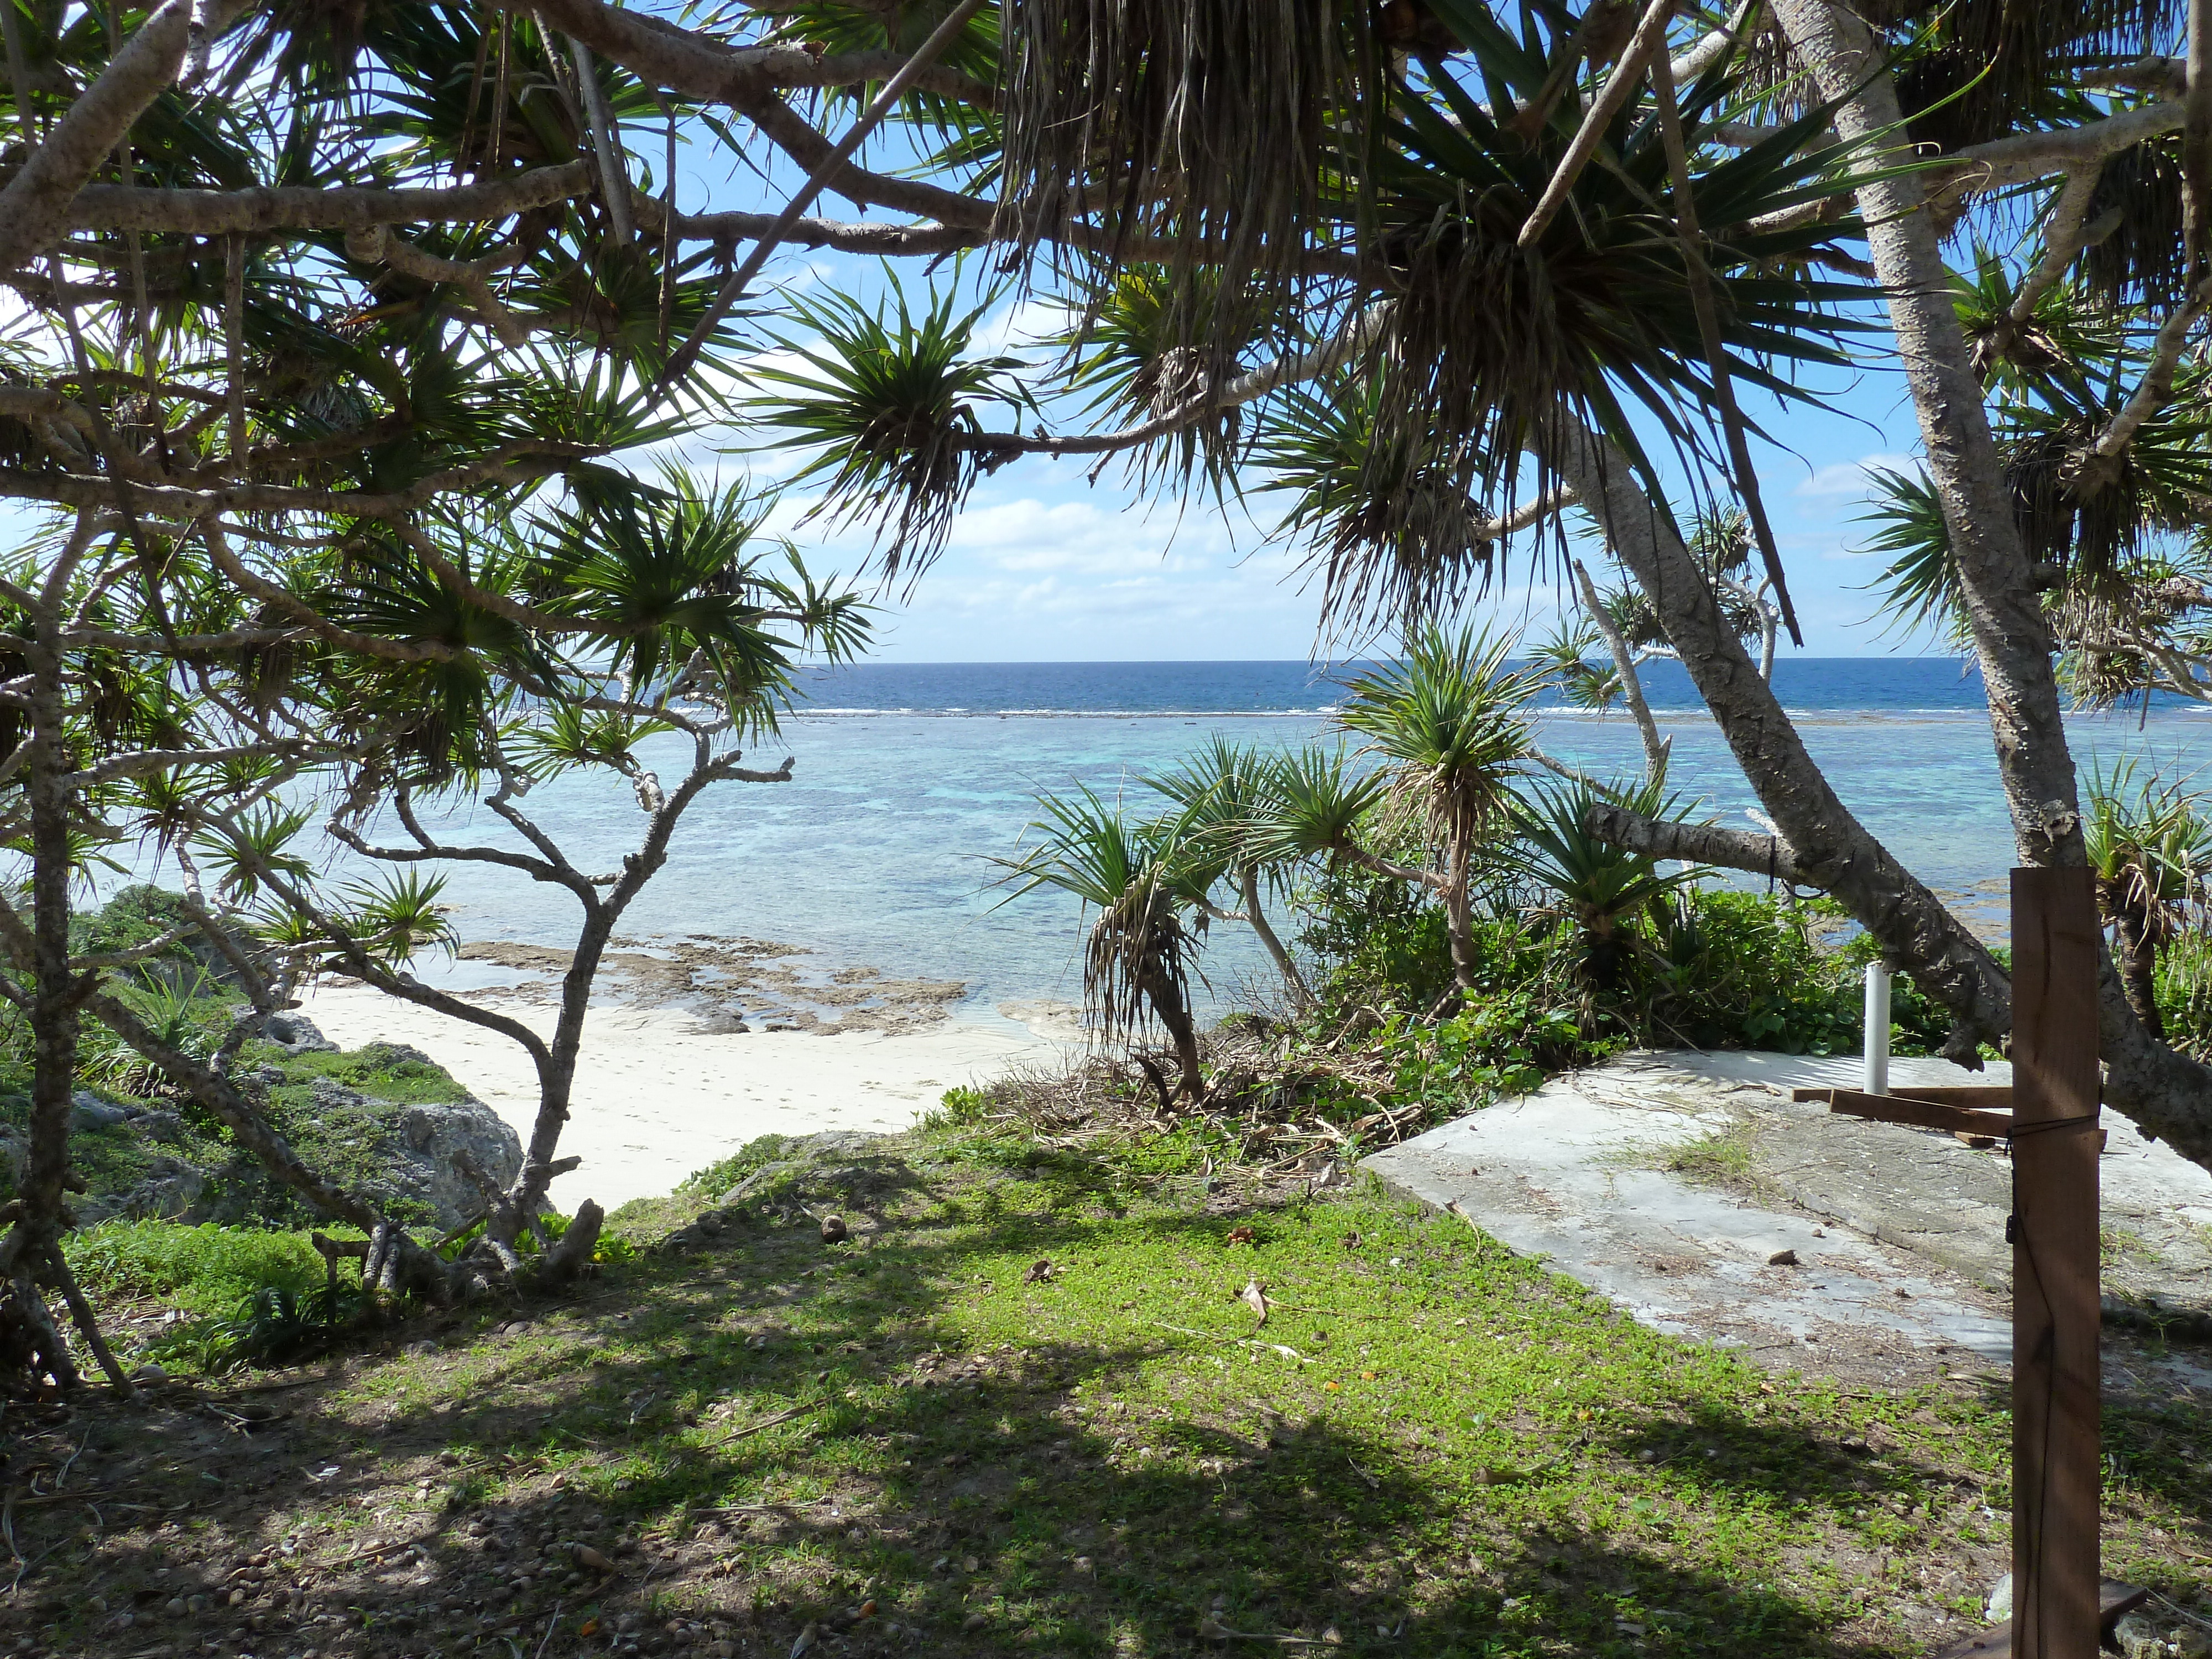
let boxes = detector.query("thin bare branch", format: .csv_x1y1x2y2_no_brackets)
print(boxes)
345,223,532,348
1518,0,1677,249
2083,276,2212,474
1573,557,1670,781
658,0,988,393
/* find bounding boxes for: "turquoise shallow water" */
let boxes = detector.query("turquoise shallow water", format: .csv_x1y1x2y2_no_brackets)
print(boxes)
364,667,2212,1029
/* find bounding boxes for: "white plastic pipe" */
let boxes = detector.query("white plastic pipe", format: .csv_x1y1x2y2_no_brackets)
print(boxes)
1863,961,1892,1097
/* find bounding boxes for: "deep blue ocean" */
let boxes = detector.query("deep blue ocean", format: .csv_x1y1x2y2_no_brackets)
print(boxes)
790,656,1997,715
327,660,2210,1030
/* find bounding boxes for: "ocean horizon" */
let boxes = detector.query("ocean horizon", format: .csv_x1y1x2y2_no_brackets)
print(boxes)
282,658,2209,1034
789,656,2010,717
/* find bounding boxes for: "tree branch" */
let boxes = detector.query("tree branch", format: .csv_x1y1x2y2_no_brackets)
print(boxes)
660,0,985,391
2079,275,2212,478
1585,800,1811,882
1518,0,1677,249
0,0,224,272
66,162,593,236
2006,169,2105,330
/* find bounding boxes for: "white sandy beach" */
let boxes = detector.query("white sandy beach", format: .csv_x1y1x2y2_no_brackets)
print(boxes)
299,983,1077,1210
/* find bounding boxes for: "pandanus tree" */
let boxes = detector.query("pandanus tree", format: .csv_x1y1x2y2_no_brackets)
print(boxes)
1335,626,1545,1001
8,0,2212,1394
996,787,1211,1102
1,463,867,1386
1142,736,1314,1008
1510,775,1705,991
2083,761,2212,1040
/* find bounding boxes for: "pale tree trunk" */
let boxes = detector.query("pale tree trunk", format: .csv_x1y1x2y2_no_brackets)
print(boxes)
1548,408,2212,1170
1765,0,2212,1165
1239,866,1313,1009
1766,0,2086,868
1573,557,1670,782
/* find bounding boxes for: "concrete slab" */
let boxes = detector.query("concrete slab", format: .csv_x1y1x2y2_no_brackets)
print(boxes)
1361,1048,2212,1381
1656,1050,2212,1330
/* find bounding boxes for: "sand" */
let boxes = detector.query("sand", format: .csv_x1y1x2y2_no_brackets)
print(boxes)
298,982,1075,1211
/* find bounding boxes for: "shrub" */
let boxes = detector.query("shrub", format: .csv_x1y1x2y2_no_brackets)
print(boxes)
64,1220,337,1317
681,1133,796,1197
1298,869,1952,1062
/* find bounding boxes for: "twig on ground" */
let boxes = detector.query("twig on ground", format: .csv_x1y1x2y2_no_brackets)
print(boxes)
695,1401,820,1448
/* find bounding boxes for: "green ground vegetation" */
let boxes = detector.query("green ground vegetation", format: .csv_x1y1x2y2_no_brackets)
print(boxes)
18,1120,2209,1659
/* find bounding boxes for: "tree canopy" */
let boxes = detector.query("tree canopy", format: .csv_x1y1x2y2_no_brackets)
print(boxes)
6,0,2212,1387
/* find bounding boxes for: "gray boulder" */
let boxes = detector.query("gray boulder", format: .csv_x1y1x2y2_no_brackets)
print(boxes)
385,1098,523,1227
70,1089,137,1129
261,1011,338,1054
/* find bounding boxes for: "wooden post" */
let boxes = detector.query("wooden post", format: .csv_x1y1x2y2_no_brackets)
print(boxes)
2009,868,2103,1659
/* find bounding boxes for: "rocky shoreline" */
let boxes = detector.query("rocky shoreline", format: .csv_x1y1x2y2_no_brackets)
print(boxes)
444,934,970,1036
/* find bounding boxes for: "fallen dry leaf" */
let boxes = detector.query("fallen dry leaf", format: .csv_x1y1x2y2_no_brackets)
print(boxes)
1239,1280,1272,1326
1225,1226,1256,1246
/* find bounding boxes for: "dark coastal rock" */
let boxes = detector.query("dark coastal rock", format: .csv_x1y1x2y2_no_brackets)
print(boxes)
70,1089,138,1129
260,1011,338,1055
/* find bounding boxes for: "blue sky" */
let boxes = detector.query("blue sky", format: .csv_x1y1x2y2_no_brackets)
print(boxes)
665,102,1951,665
0,52,1955,669
698,279,1938,664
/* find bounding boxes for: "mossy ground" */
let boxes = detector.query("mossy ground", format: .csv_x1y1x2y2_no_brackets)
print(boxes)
8,1122,2210,1659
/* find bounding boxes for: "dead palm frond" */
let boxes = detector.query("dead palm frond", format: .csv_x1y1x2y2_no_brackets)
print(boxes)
995,0,1360,400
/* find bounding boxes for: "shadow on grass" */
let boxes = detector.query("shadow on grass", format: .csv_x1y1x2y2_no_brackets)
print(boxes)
20,1139,2195,1659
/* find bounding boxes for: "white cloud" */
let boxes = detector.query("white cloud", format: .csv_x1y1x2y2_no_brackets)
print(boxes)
969,296,1070,361
1792,452,1917,497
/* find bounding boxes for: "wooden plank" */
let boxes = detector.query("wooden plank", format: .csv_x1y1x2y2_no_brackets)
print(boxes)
1792,1088,2015,1137
1888,1086,2015,1108
1930,1582,2149,1659
1787,1085,2013,1107
2009,867,2104,1659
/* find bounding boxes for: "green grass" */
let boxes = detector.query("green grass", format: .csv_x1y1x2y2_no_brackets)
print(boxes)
246,1039,476,1107
1655,1123,1772,1198
35,1122,2209,1659
64,1218,352,1316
